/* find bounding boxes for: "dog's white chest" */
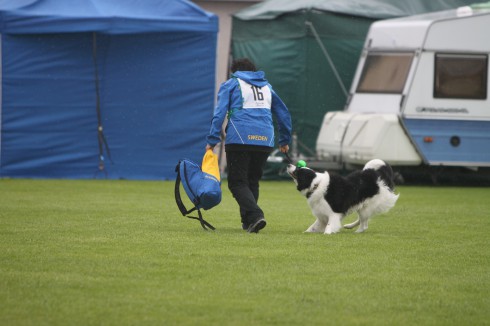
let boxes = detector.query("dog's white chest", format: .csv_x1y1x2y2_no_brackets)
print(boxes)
307,187,332,222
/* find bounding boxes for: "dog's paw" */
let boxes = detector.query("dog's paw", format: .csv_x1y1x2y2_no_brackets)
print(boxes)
304,228,324,233
324,225,340,235
305,220,326,233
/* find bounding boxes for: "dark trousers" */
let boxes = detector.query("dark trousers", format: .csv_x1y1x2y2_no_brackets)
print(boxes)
226,150,270,226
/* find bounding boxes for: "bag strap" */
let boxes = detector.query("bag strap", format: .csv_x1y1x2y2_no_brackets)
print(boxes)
185,209,216,231
174,162,216,231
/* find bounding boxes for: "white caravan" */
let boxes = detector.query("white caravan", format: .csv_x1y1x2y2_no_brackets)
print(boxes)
316,6,490,168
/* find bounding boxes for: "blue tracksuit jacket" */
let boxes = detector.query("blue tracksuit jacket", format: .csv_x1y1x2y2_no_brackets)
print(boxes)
206,71,292,148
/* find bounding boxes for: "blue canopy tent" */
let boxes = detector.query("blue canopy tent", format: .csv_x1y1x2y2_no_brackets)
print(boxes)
0,0,218,179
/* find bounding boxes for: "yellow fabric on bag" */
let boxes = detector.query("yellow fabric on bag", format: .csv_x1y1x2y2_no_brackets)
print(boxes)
201,149,220,182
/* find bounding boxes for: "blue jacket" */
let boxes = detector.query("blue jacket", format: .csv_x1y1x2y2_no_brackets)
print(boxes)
206,71,292,148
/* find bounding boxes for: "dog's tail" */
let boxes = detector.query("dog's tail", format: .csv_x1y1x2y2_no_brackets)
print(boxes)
344,219,360,229
364,159,395,191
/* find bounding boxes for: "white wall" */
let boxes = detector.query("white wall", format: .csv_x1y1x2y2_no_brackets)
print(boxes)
191,1,261,94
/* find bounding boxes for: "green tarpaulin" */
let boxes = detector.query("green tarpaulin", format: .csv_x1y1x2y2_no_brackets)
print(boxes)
232,0,488,153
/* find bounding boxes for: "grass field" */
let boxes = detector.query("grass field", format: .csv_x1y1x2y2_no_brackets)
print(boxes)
1,179,489,325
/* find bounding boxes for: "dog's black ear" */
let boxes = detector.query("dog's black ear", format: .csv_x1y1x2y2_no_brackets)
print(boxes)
296,168,317,192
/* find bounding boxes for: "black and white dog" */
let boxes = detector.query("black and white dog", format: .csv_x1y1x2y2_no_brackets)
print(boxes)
287,159,399,234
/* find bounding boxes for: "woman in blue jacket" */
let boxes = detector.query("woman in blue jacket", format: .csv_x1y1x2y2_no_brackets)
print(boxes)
206,58,292,233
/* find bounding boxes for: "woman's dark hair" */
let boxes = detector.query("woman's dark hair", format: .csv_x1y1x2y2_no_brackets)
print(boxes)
231,58,256,73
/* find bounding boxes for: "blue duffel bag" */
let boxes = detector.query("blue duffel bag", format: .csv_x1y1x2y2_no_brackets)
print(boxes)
174,150,221,230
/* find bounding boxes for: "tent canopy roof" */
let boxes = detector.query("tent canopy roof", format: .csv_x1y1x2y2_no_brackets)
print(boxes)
234,0,490,20
0,0,218,34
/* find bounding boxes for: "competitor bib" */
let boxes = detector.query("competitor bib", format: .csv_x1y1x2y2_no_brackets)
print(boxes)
237,78,272,109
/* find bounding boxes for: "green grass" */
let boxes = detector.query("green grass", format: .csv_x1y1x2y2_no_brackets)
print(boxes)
1,179,489,325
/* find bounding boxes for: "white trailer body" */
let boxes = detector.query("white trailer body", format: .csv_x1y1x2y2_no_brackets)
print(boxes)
316,7,490,167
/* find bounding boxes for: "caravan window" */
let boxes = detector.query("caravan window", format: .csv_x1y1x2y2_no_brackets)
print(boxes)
356,52,414,93
434,53,488,99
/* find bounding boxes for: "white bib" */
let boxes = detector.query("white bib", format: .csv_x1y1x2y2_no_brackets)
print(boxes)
237,78,272,109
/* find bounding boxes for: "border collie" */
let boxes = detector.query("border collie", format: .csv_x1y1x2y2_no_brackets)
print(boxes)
287,159,399,234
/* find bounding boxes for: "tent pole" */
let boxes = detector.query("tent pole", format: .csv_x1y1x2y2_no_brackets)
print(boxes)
305,21,349,98
0,34,2,169
92,32,112,178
